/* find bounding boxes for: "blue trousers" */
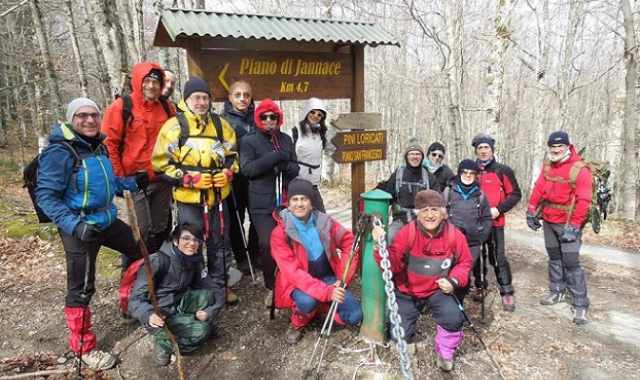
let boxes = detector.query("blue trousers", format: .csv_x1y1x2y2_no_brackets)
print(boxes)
291,275,363,326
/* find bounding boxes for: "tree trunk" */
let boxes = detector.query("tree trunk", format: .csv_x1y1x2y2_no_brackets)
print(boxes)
619,0,638,220
79,0,110,105
135,0,146,60
65,0,88,97
557,0,584,129
28,0,63,120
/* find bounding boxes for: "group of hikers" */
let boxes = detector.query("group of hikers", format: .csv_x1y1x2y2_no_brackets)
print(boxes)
31,60,593,373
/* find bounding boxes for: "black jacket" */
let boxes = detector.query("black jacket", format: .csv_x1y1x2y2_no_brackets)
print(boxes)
445,183,492,246
240,129,299,215
128,242,224,328
376,164,430,209
221,100,255,142
429,164,455,193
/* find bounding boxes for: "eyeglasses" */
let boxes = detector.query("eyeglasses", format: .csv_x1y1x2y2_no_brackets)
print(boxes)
180,235,202,244
260,113,279,121
461,170,477,176
74,112,100,120
430,152,444,159
308,110,325,118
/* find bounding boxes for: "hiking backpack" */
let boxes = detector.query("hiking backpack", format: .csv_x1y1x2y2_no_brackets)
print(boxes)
22,141,82,223
118,251,170,316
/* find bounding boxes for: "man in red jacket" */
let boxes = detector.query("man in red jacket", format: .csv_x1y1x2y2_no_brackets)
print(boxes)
372,189,472,372
271,179,362,345
472,134,521,312
527,131,592,325
102,62,176,254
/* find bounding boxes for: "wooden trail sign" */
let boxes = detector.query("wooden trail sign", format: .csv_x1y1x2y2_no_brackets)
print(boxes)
331,130,387,163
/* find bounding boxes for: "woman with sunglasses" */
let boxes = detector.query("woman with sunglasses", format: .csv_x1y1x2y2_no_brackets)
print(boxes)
291,97,328,212
422,142,455,193
240,98,299,305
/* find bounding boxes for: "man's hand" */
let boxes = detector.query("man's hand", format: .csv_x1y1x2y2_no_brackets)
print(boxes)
436,278,454,294
331,285,345,304
490,207,500,219
195,310,208,321
560,225,580,243
73,222,101,242
526,211,542,231
134,171,149,192
183,172,213,189
149,313,165,328
371,225,385,243
212,172,229,188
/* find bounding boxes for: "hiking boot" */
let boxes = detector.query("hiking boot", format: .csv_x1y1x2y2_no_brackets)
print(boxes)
436,354,453,372
572,307,588,325
81,349,117,370
540,292,565,306
153,346,171,367
471,288,486,303
501,294,516,312
226,288,239,305
286,326,303,345
264,290,273,308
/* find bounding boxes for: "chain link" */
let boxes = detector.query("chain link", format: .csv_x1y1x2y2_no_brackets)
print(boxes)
372,217,415,380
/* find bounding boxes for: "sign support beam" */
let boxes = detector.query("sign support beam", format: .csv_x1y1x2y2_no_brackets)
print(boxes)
351,45,365,232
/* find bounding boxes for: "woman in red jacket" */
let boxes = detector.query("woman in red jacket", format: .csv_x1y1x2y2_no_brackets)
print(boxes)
372,189,472,372
271,179,362,344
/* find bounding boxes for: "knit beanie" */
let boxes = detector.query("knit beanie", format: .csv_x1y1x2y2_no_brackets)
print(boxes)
183,77,211,101
427,142,446,154
547,131,570,146
66,97,100,123
287,178,314,200
145,68,164,83
457,159,480,174
471,133,495,150
414,189,445,209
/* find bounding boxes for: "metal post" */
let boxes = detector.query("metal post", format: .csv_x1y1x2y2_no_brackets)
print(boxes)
359,188,392,343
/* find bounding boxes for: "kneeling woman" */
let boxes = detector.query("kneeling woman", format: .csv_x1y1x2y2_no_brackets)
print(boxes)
128,224,225,366
271,178,363,344
372,190,472,372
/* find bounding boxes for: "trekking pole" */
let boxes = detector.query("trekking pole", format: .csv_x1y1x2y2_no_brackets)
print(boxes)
214,187,229,295
76,253,91,377
306,218,365,376
451,294,505,380
480,243,486,323
124,191,185,380
230,190,256,283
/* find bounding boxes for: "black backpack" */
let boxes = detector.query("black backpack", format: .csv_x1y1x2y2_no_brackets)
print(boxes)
23,141,81,223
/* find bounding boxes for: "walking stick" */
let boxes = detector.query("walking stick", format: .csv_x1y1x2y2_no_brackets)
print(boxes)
214,188,229,295
480,243,486,323
124,191,185,380
230,190,256,283
306,220,365,376
451,294,505,380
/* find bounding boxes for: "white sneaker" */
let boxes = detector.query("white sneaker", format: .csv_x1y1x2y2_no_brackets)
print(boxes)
81,349,117,370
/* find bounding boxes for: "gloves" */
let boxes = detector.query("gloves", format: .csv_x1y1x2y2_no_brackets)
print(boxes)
73,222,101,242
183,172,213,189
213,169,232,188
560,225,580,243
526,211,542,231
134,171,149,192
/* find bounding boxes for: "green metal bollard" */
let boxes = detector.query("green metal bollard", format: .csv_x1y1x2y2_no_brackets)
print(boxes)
359,188,392,343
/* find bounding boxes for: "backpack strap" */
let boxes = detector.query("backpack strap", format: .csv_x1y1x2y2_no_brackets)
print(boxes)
292,127,299,145
395,166,405,195
443,186,451,209
58,141,82,166
420,167,431,189
210,111,225,145
176,112,190,149
160,99,174,118
568,161,587,189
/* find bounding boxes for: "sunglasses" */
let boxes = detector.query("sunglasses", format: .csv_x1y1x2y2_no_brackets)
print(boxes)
430,152,444,159
260,113,279,121
74,112,101,120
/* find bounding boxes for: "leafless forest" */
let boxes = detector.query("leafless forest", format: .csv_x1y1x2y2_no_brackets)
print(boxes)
1,0,639,221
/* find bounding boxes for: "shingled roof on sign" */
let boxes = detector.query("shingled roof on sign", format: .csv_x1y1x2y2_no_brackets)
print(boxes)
153,8,400,47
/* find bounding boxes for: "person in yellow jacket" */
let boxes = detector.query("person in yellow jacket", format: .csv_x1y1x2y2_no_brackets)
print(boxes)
152,77,239,303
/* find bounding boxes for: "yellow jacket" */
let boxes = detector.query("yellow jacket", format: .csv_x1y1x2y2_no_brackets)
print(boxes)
152,100,239,207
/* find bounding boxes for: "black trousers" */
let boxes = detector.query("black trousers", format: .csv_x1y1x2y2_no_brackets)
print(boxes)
228,178,260,266
60,219,140,307
395,290,465,343
473,227,514,295
251,212,277,290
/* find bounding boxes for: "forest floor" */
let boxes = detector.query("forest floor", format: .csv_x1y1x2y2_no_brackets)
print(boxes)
1,177,639,380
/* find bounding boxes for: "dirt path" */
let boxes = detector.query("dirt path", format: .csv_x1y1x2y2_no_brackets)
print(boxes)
1,207,639,379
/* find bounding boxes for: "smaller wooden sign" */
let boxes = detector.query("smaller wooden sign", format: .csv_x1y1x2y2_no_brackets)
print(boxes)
330,112,382,131
331,147,386,163
330,130,387,163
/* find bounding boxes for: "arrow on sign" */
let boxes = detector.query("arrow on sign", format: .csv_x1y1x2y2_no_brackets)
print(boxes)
218,63,230,92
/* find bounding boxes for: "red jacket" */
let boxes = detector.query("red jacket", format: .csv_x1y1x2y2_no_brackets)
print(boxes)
101,62,175,179
271,209,358,309
478,160,521,227
528,145,593,228
374,221,472,298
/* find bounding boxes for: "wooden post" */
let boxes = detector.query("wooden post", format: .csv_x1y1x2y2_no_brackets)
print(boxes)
351,45,365,231
185,39,204,78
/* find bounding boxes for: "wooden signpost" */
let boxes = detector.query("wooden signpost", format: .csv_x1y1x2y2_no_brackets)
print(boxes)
331,130,387,163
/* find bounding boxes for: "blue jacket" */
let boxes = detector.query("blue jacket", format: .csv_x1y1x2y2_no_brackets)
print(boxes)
35,123,137,235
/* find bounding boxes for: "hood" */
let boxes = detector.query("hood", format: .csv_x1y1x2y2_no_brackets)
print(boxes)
254,98,284,131
300,97,327,122
48,122,105,148
130,61,164,102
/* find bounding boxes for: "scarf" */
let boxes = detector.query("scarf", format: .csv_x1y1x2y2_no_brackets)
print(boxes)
423,158,442,174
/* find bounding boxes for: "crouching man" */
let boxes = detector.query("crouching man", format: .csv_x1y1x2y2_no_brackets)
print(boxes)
271,178,363,344
372,190,472,372
128,223,225,366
